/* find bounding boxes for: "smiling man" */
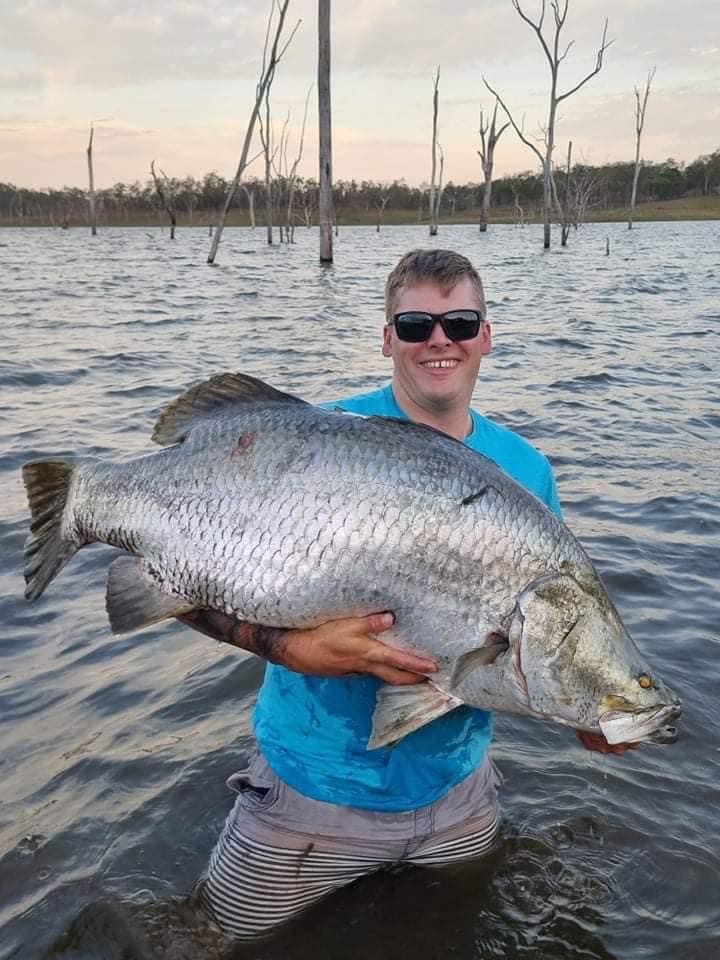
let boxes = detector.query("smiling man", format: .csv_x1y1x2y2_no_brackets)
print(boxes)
189,250,565,940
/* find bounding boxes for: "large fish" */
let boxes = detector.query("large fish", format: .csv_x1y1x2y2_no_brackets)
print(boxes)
22,373,680,749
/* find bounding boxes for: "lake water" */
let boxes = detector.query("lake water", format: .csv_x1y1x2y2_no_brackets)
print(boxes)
1,222,718,960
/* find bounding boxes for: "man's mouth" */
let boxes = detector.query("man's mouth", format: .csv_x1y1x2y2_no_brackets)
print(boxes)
420,359,459,369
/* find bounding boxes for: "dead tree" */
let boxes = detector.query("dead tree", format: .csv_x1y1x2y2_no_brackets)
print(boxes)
629,66,656,230
272,87,311,243
485,0,611,249
375,186,391,232
429,67,441,236
559,140,572,245
512,184,526,225
87,124,97,236
208,0,299,265
150,161,177,238
569,162,597,227
301,181,317,226
258,80,275,244
478,100,509,232
435,142,445,225
285,87,312,242
318,0,334,262
240,185,256,227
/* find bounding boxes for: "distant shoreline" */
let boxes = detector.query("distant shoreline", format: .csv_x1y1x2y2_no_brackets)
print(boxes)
2,195,718,228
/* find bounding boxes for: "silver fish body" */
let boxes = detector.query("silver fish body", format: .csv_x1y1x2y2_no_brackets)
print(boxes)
22,373,681,748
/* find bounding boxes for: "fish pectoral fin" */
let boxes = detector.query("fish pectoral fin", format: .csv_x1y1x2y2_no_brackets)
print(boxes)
368,683,462,750
106,556,195,635
151,372,307,445
450,639,509,687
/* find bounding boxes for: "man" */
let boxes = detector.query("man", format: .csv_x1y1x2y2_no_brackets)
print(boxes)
184,249,623,940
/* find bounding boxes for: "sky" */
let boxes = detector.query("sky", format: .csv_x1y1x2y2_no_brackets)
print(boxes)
1,0,718,191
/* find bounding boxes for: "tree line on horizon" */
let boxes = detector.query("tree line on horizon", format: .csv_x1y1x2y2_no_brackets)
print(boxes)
1,149,718,229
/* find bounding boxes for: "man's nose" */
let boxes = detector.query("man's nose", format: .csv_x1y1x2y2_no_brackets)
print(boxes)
426,319,451,345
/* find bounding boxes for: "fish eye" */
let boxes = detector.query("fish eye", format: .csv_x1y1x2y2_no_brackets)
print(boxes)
638,673,653,689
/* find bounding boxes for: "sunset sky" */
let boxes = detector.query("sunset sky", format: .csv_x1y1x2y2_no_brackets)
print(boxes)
1,0,718,191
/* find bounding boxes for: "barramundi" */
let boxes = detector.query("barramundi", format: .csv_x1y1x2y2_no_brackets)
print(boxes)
22,373,681,748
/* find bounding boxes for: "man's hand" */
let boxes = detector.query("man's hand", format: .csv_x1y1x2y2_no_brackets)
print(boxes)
178,609,437,685
576,730,640,755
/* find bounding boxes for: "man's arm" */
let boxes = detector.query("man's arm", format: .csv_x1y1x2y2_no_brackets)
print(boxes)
178,609,437,686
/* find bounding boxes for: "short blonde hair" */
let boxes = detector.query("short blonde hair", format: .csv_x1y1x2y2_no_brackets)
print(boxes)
385,249,486,322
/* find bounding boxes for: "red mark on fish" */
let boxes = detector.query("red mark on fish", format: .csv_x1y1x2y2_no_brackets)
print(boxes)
229,433,256,458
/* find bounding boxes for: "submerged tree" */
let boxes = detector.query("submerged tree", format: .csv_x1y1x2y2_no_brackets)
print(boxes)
628,66,656,230
477,99,509,232
208,0,299,265
150,161,178,238
274,87,312,243
87,124,97,236
485,0,611,249
318,0,334,262
429,67,441,236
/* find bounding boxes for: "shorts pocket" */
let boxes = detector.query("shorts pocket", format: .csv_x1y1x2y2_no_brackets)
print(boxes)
226,751,282,811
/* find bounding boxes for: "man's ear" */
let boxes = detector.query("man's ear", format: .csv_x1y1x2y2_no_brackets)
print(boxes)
481,321,492,355
382,325,393,357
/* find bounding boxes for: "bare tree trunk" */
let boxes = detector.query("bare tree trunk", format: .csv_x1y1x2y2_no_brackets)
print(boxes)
241,186,256,227
512,189,525,225
478,101,509,232
318,0,334,263
629,66,656,229
208,0,299,265
429,67,440,237
87,124,97,236
375,191,390,232
272,86,312,244
560,140,572,245
434,143,445,226
150,161,177,238
259,84,274,244
484,0,611,250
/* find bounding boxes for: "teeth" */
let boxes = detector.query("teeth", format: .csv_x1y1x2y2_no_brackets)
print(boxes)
422,360,458,369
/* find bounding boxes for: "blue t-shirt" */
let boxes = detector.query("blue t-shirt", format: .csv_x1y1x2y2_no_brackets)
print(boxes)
253,385,562,811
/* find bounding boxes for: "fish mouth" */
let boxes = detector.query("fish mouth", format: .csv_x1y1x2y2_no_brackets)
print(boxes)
598,702,682,745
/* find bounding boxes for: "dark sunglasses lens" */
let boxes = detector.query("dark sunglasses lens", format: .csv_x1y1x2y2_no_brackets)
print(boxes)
393,314,434,342
443,312,481,341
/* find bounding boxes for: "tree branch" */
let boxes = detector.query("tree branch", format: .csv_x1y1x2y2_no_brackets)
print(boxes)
483,76,545,166
556,18,612,103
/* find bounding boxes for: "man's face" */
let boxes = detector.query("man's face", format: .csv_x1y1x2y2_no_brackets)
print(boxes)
382,278,492,413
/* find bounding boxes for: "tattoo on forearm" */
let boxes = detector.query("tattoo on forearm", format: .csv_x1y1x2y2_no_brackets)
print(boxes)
182,609,289,664
229,621,290,664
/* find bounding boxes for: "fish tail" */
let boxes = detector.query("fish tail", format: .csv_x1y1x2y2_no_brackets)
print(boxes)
22,460,82,601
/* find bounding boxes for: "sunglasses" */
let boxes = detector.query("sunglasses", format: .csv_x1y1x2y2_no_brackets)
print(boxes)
391,309,484,343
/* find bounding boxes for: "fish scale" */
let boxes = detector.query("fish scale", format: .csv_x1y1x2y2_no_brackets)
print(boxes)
21,372,680,749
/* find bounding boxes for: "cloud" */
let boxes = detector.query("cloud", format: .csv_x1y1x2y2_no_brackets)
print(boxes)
1,0,717,189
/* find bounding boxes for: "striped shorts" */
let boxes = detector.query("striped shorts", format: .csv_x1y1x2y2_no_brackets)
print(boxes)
198,750,501,940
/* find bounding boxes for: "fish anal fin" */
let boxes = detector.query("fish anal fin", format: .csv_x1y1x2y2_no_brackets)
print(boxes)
368,683,462,750
152,372,307,446
106,556,195,634
450,637,509,687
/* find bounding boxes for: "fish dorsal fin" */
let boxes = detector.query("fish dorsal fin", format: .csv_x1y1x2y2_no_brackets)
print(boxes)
152,372,307,445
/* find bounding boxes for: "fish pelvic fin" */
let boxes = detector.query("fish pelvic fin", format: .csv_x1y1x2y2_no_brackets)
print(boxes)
106,556,195,635
450,639,510,687
152,372,308,446
368,682,462,750
22,460,81,601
